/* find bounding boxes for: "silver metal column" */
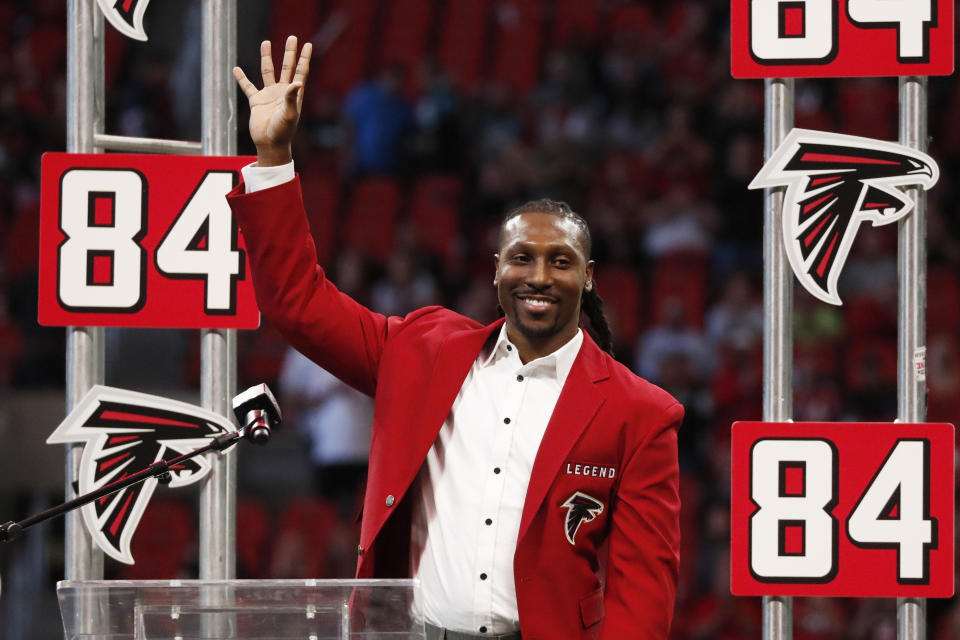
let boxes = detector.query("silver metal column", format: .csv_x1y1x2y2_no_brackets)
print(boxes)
896,75,927,640
761,77,795,640
198,0,238,581
65,0,105,583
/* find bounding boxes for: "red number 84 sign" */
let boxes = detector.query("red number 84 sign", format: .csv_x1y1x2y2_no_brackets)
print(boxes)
731,0,954,78
731,421,955,597
39,153,259,329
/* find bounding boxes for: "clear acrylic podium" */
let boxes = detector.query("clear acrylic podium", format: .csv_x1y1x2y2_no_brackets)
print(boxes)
56,579,426,640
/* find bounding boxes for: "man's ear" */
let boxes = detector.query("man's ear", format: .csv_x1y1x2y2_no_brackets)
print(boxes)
585,260,595,290
493,253,500,286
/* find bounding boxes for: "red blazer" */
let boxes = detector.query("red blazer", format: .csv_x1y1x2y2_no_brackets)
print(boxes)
228,177,684,640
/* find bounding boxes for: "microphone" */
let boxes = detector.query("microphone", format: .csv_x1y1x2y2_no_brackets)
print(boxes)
232,384,282,445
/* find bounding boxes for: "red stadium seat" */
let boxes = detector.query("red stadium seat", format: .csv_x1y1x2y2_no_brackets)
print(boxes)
844,294,897,338
409,174,463,260
270,498,341,578
269,0,322,55
845,338,897,390
650,251,707,328
316,0,377,95
490,0,545,94
438,0,490,93
237,498,271,578
378,0,434,95
552,0,601,46
121,498,193,579
344,177,403,263
594,266,643,346
928,266,960,333
299,165,340,269
607,4,656,38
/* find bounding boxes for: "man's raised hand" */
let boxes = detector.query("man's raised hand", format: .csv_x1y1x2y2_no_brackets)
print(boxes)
233,36,312,167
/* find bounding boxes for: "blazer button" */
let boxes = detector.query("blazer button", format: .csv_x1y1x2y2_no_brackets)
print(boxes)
357,545,364,556
385,494,395,507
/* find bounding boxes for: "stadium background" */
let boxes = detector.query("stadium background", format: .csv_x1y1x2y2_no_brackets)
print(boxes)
1,0,960,637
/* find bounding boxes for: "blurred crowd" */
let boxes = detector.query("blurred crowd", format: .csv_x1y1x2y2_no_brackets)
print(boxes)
2,1,960,638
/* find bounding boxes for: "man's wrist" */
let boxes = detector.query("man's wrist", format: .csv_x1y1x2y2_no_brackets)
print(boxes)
255,145,293,167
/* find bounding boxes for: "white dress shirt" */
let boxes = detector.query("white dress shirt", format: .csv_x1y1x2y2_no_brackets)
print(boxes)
411,326,583,634
242,161,585,634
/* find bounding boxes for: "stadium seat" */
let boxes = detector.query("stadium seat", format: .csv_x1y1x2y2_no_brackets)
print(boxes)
268,0,322,54
121,498,194,579
552,0,602,46
594,265,642,346
378,0,434,95
607,3,656,38
270,498,341,578
438,0,489,93
409,174,463,260
843,294,897,338
237,498,271,578
316,0,377,95
844,338,897,390
490,0,545,94
299,166,341,269
344,177,403,263
650,251,708,328
928,266,960,333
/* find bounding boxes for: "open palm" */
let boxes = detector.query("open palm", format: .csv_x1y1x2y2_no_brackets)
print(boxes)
233,36,312,162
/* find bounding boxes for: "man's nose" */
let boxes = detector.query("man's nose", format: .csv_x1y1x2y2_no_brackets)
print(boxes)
526,258,551,287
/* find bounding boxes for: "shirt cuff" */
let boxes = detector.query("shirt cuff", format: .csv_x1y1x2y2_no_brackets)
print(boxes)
241,161,295,193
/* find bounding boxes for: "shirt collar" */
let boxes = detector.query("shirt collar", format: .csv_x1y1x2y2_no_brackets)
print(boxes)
481,325,584,384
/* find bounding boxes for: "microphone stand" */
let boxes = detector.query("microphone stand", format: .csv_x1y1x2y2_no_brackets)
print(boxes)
0,423,259,544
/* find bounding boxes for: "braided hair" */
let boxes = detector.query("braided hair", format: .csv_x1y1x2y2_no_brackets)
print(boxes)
498,199,615,355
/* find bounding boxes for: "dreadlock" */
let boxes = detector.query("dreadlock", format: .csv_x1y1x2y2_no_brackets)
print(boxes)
499,198,615,356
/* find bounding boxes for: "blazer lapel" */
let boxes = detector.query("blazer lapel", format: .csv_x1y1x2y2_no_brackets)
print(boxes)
518,335,609,542
406,319,505,483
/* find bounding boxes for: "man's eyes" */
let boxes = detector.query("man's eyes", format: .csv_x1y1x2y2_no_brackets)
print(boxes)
508,255,572,267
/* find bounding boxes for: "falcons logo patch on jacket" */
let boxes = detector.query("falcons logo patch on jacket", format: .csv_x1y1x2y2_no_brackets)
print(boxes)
97,0,151,41
47,386,234,564
749,128,938,305
562,492,604,545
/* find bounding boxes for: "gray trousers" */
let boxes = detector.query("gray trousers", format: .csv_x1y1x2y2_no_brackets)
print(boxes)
424,622,522,640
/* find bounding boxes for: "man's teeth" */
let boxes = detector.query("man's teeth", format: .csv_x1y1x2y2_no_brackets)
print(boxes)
522,298,551,307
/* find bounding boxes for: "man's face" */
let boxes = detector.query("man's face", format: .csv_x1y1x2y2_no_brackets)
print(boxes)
495,212,594,351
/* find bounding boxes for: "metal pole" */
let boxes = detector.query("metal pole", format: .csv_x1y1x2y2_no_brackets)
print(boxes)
65,0,105,583
762,77,795,640
896,75,927,640
198,0,238,581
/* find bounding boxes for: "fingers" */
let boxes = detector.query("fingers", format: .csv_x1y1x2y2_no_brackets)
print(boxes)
260,40,275,86
279,35,298,84
233,67,258,98
285,82,303,107
292,42,313,85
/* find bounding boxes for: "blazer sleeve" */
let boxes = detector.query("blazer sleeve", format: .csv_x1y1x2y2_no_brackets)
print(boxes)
227,176,423,397
600,400,684,640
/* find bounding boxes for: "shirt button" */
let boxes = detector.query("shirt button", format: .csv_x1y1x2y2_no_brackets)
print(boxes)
493,467,501,474
479,627,487,633
485,518,492,525
385,495,395,507
506,345,512,351
480,572,487,580
516,374,524,382
503,417,511,424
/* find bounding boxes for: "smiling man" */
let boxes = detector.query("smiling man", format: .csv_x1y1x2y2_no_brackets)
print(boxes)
229,37,684,640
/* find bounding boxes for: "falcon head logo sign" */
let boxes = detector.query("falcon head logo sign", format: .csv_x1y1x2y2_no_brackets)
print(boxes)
562,491,604,545
97,0,151,41
749,129,938,305
47,386,235,563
